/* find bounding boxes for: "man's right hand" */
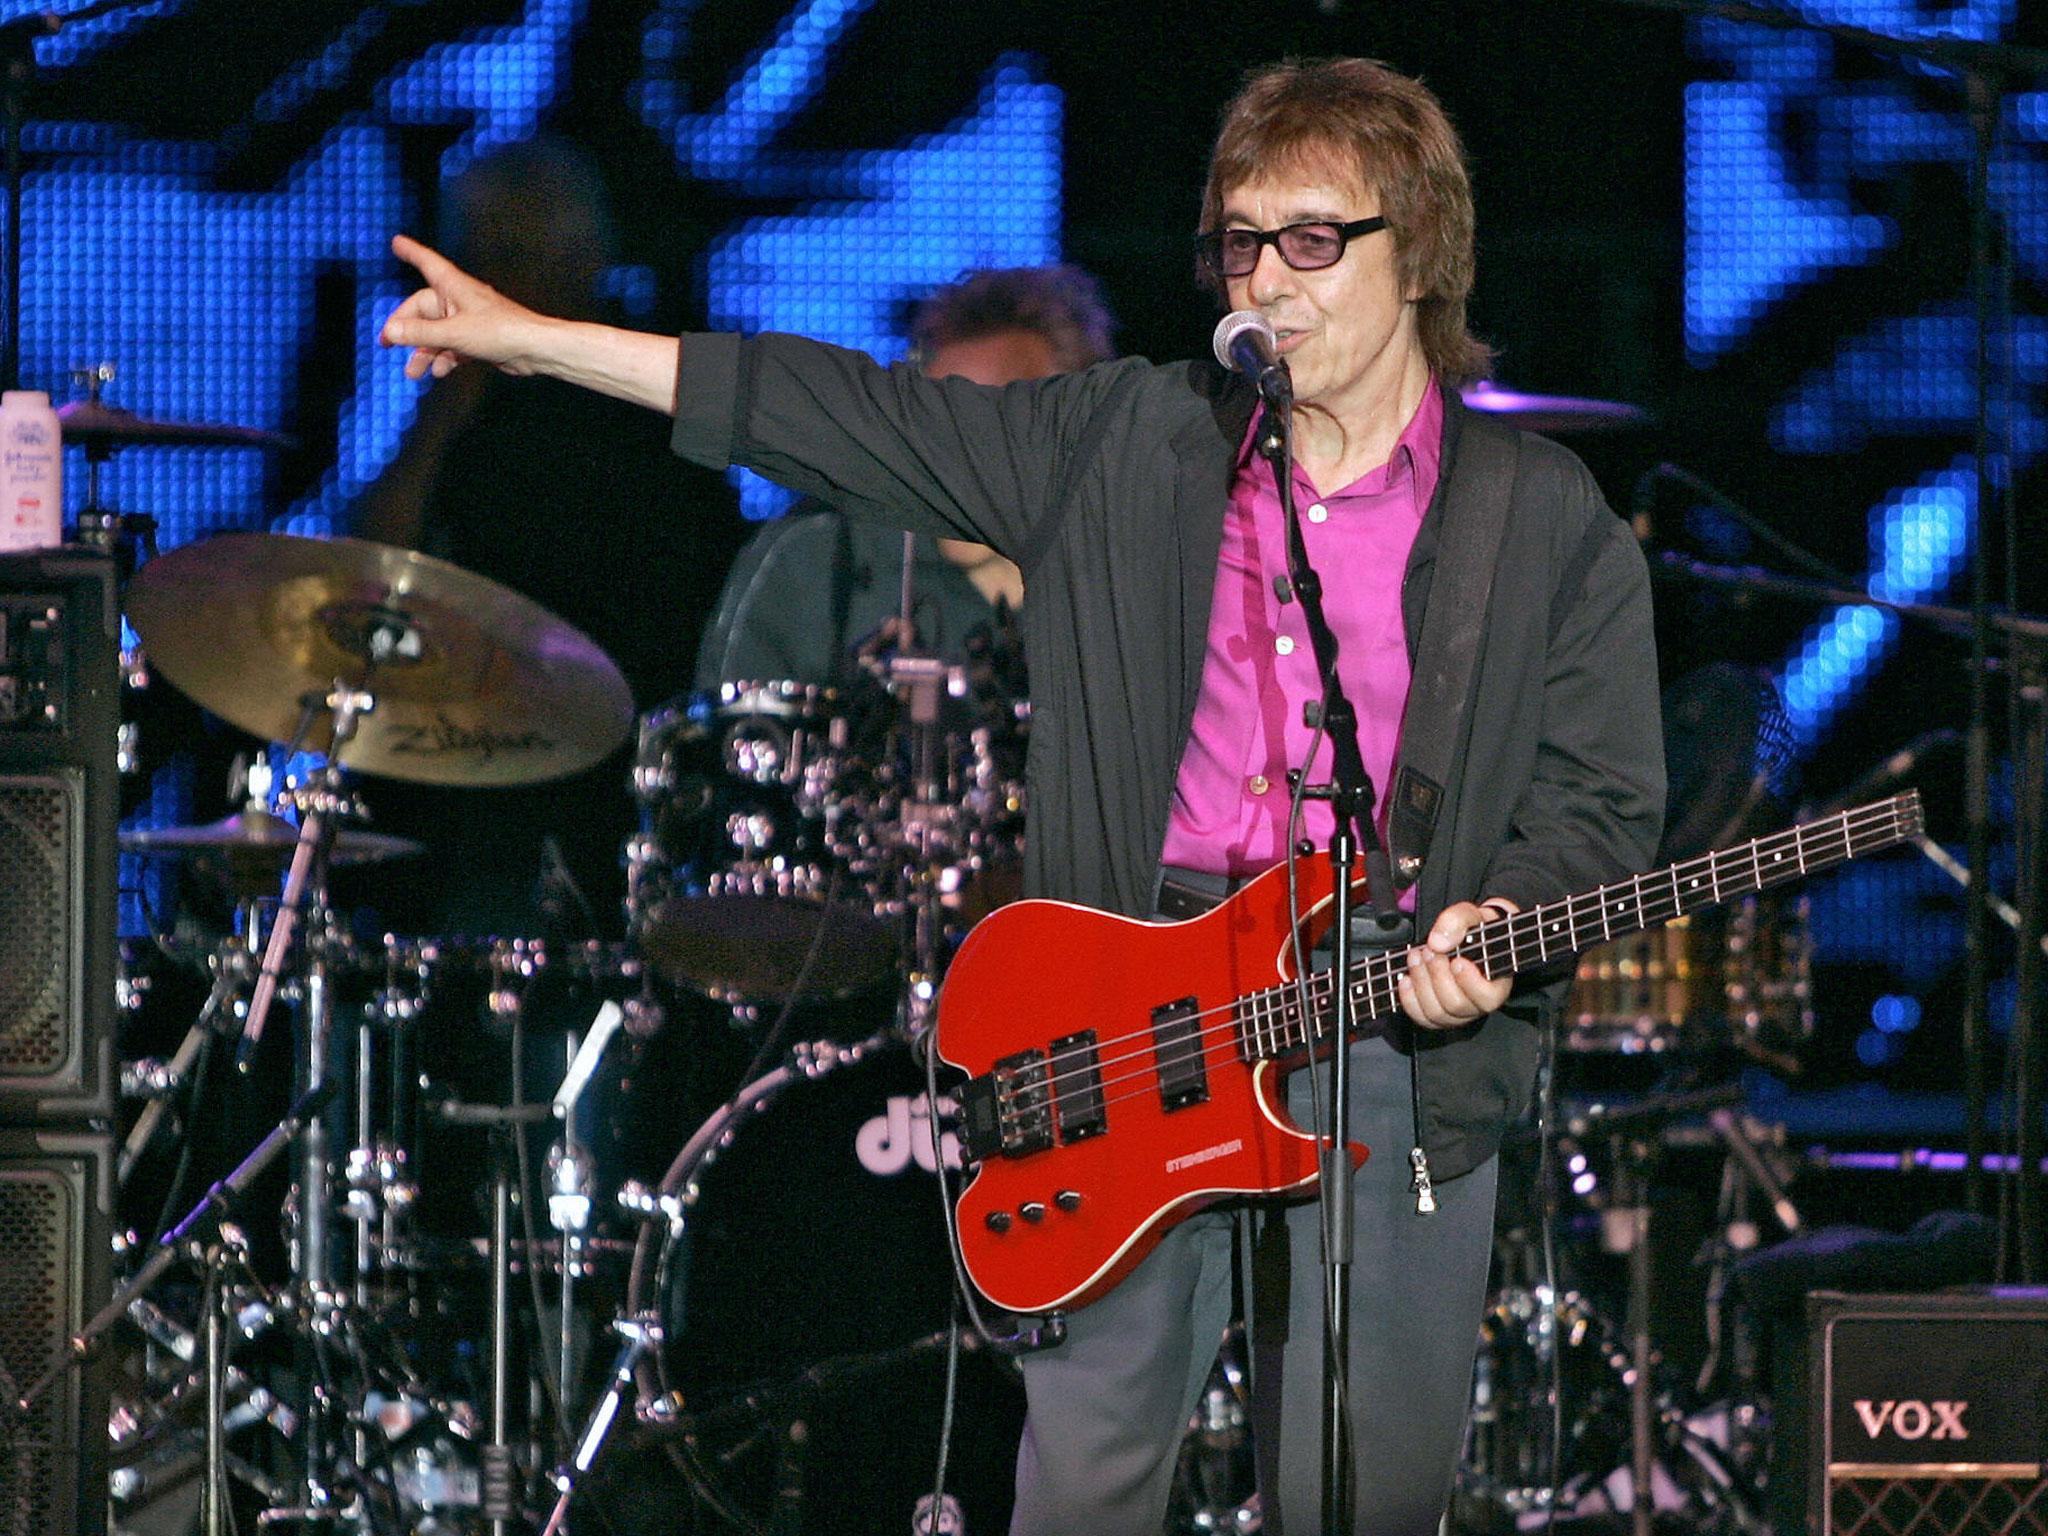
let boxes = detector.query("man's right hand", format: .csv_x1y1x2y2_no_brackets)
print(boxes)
379,234,684,417
381,235,549,380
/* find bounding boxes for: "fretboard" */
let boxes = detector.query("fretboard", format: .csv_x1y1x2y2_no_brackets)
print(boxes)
1233,792,1923,1062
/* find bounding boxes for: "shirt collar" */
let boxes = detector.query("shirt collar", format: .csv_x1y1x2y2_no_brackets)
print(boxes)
1234,376,1443,503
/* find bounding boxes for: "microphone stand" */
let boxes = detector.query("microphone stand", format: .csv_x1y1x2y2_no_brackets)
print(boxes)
1255,392,1391,1536
16,1079,341,1416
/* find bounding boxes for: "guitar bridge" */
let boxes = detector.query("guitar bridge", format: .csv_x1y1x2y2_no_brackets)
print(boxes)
1151,996,1210,1111
956,1050,1055,1162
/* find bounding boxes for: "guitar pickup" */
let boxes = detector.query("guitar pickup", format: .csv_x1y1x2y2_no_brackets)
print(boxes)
1151,997,1210,1112
1051,1030,1106,1143
957,1049,1055,1162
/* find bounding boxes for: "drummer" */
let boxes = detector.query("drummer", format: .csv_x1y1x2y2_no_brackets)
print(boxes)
693,264,1117,688
350,137,745,936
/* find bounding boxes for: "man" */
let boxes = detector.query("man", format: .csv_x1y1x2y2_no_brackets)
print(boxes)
694,264,1115,687
382,56,1663,1535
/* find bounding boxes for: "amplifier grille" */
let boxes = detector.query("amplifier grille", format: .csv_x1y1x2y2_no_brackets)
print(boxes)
0,775,71,1076
1829,1472,2048,1536
0,1162,73,1536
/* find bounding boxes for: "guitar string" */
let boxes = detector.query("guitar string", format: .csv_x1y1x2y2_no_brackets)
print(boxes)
984,802,1909,1124
976,801,1912,1133
983,804,1912,1135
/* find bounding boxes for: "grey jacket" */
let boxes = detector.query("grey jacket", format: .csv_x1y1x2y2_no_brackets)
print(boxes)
670,332,1664,1178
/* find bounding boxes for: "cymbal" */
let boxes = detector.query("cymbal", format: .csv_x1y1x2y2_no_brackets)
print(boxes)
57,399,296,451
122,810,423,867
125,533,634,787
1460,381,1650,433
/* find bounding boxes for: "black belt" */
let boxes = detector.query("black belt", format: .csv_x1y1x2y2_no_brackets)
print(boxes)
1153,864,1245,921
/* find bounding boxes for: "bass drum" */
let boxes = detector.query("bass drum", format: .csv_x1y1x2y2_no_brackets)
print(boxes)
1456,1286,1635,1528
630,1038,1024,1536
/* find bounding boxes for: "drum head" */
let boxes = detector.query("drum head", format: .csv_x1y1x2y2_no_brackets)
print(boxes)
652,1044,1024,1534
637,892,898,1003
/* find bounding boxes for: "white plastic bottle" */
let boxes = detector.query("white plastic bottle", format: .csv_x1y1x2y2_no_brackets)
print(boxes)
0,389,62,553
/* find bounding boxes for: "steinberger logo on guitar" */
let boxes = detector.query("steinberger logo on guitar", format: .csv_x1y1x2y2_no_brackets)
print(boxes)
935,794,1924,1316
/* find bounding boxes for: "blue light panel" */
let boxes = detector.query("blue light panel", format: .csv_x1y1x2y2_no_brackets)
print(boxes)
635,8,1063,518
379,0,589,179
15,2,1062,927
1775,462,1972,744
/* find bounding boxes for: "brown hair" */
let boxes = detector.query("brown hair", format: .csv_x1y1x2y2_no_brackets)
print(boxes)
1199,57,1491,384
910,265,1117,373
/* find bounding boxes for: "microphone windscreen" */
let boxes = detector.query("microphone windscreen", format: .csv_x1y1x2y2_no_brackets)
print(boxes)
1212,309,1274,372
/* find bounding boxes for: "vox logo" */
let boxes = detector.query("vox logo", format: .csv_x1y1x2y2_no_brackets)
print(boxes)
1851,1400,1970,1441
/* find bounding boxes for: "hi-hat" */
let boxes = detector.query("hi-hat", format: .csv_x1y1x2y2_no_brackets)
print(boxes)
122,810,423,867
57,400,296,451
125,532,634,787
1460,381,1650,433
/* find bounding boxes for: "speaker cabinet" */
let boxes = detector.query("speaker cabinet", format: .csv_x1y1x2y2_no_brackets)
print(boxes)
1809,1288,2048,1536
0,1128,111,1536
0,552,118,1121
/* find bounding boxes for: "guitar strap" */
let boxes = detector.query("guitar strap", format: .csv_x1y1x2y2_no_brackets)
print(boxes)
1387,409,1521,893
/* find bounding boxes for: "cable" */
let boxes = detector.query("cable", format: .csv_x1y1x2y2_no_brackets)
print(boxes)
1537,1018,1563,1536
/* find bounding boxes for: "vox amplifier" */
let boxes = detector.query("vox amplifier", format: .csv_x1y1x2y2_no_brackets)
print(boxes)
1809,1288,2048,1536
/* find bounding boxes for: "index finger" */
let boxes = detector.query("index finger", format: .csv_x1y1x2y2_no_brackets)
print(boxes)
391,233,462,287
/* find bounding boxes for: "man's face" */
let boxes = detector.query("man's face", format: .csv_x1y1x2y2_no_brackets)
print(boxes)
1219,167,1425,416
923,328,1061,389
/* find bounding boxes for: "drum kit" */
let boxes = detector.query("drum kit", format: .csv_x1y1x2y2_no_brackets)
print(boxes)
67,380,1830,1536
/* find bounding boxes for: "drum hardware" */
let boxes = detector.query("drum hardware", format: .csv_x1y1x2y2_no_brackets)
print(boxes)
539,1313,665,1536
629,679,899,1005
1168,1325,1260,1535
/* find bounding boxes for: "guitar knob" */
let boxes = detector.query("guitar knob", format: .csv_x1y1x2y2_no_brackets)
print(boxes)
1019,1201,1047,1223
1055,1190,1082,1212
984,1210,1013,1233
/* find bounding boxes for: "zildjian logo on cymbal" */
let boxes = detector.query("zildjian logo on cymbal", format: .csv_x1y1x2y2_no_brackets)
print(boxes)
385,712,555,761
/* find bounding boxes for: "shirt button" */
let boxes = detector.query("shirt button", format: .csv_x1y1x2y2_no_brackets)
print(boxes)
1275,635,1295,656
1248,774,1271,795
1307,503,1329,523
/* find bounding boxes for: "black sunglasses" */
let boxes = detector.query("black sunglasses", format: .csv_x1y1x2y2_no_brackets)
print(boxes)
1195,216,1388,280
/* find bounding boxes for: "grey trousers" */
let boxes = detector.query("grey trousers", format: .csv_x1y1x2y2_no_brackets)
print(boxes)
1009,1032,1499,1536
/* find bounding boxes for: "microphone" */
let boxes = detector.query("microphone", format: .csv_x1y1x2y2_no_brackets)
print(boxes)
1212,310,1291,404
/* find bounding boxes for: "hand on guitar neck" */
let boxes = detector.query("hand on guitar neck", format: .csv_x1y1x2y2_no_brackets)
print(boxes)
1401,898,1520,1029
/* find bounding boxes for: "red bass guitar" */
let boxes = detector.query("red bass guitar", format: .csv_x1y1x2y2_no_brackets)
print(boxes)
936,793,1923,1315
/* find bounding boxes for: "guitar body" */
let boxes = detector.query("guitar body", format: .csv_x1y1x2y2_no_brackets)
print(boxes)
935,855,1370,1315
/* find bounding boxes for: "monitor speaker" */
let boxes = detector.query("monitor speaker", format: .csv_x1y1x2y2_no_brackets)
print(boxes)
0,552,118,1122
0,1127,111,1536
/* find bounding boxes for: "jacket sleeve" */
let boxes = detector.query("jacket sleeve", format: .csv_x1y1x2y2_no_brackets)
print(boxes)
1481,475,1666,913
669,331,1147,567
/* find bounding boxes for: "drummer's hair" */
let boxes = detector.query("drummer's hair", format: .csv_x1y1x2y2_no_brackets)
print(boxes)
910,265,1118,374
1199,57,1492,386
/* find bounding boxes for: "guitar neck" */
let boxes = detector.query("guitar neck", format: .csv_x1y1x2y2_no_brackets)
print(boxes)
1235,792,1923,1062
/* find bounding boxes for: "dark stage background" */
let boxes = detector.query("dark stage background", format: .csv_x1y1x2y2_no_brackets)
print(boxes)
12,0,2046,1127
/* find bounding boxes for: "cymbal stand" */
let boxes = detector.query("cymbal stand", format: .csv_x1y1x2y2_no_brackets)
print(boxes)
119,911,257,1188
222,682,373,1530
1608,1130,1659,1536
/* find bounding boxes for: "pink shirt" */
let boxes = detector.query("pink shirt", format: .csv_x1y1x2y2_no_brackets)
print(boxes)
1159,379,1443,892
